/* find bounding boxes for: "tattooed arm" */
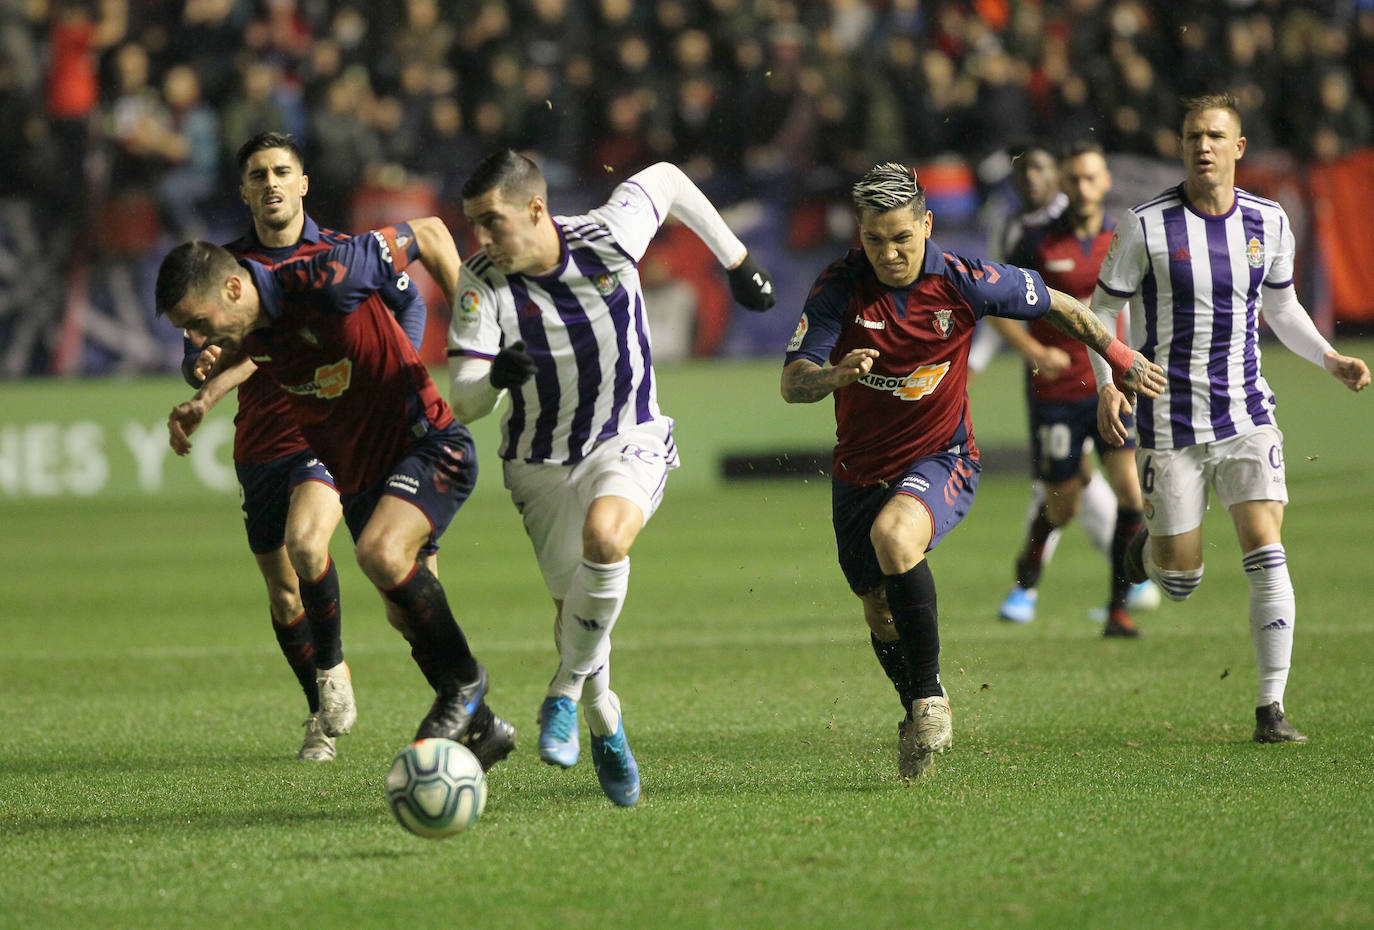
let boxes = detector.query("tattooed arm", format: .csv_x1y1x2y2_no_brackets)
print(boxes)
1043,287,1164,398
781,349,880,404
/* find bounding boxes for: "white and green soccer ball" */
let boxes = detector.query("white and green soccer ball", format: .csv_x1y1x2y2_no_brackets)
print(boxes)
385,738,487,839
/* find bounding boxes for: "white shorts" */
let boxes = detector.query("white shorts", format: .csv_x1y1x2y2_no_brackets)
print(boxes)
1137,425,1288,536
503,419,679,599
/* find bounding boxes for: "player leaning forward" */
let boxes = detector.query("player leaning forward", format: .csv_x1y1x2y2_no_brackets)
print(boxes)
1091,93,1370,743
446,151,775,806
782,163,1164,778
158,219,517,766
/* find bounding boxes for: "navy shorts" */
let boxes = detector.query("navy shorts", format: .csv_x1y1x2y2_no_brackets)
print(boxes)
341,423,478,557
1028,397,1135,483
235,451,337,554
832,450,981,596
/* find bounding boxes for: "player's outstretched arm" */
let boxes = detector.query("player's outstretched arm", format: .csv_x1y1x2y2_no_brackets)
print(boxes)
1043,288,1164,398
406,216,462,308
781,350,879,404
167,351,256,455
1324,351,1371,392
986,315,1071,379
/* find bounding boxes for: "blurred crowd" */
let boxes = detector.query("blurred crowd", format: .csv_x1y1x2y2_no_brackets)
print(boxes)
1,0,1372,373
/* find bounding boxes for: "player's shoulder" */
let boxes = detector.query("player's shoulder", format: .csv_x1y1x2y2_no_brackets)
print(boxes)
557,211,620,251
806,249,868,300
1235,187,1287,215
1129,184,1185,217
457,250,505,293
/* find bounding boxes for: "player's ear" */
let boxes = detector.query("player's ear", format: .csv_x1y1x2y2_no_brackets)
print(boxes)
225,274,243,302
528,196,545,222
299,173,309,196
1235,136,1246,161
239,184,249,205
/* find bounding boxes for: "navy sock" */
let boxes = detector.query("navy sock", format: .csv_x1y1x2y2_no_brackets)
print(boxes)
870,633,914,715
383,564,480,688
1110,507,1144,609
272,610,319,713
299,558,344,669
885,560,943,699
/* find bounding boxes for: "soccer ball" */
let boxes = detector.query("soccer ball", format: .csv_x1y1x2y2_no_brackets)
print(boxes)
385,738,487,839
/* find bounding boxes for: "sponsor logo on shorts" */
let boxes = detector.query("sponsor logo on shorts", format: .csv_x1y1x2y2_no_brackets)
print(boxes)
386,474,420,496
282,359,352,399
899,474,930,493
620,443,660,464
859,361,950,400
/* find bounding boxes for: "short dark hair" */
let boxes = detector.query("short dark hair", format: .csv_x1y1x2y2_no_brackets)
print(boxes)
1061,139,1105,161
155,241,238,317
235,131,305,177
460,149,548,203
851,162,927,217
1010,141,1057,175
1180,93,1242,134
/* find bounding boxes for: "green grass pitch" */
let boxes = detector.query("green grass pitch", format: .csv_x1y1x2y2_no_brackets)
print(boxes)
1,344,1371,929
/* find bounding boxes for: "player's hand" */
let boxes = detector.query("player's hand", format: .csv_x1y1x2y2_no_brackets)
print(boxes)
1117,351,1165,399
490,340,537,390
1096,383,1134,447
1324,352,1370,392
168,399,208,455
1032,346,1072,380
727,253,775,312
832,348,879,388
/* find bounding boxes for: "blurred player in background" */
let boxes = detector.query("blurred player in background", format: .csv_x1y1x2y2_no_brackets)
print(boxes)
990,141,1153,637
781,163,1164,778
159,216,517,768
447,150,775,806
166,132,426,761
1092,93,1370,742
974,143,1138,618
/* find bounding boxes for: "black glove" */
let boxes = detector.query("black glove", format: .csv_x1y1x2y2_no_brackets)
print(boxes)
490,340,537,390
727,253,776,312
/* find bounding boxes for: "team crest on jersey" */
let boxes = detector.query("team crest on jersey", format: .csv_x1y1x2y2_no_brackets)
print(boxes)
297,326,320,347
458,289,481,316
787,313,809,352
859,361,951,401
592,272,619,296
932,309,954,338
1246,236,1264,268
283,359,352,399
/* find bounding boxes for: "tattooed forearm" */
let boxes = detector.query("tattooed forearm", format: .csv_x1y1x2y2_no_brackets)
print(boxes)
781,360,838,403
1044,288,1113,354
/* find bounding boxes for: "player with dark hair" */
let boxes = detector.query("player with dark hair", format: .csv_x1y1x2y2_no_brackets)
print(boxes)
990,141,1150,637
782,162,1164,778
446,150,774,806
1092,93,1370,742
166,132,430,761
159,216,517,766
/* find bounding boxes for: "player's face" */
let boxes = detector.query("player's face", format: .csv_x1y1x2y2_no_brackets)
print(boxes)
1016,150,1059,209
1062,152,1110,219
166,278,255,352
240,148,309,231
1181,108,1245,189
858,206,932,288
463,188,549,274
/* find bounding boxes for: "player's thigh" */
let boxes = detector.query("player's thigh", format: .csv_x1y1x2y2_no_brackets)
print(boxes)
236,458,295,556
353,494,439,583
1212,425,1288,513
871,451,981,572
505,460,585,600
573,425,677,557
1136,444,1209,536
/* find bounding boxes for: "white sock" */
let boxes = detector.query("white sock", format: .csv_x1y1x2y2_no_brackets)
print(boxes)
547,557,629,709
1078,471,1116,556
583,683,621,737
1243,544,1295,707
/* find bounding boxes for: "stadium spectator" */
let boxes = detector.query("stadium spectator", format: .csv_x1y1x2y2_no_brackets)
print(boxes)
1091,93,1371,744
158,215,518,767
165,131,429,762
780,162,1163,779
445,150,775,806
156,64,220,238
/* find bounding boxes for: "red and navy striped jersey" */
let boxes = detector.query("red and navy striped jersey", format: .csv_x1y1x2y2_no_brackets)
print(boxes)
1010,214,1117,403
786,241,1050,486
239,224,452,493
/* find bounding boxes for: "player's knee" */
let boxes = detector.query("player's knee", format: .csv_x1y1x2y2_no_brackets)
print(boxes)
354,534,410,588
283,534,329,581
869,519,924,575
1148,563,1204,601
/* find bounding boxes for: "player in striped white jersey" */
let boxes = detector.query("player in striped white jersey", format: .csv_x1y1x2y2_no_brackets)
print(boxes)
1090,93,1370,743
447,150,775,805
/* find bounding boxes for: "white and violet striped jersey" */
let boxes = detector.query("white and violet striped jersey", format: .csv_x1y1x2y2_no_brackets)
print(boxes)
1096,183,1296,450
448,179,672,466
